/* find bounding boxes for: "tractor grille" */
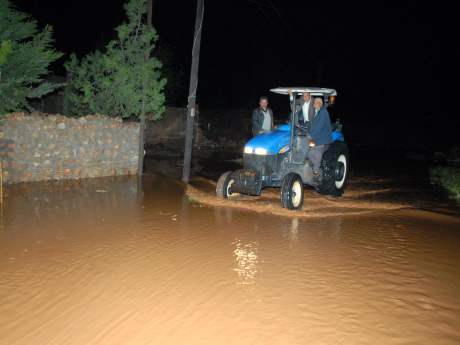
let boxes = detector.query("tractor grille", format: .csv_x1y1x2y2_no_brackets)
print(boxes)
231,169,262,195
243,154,279,177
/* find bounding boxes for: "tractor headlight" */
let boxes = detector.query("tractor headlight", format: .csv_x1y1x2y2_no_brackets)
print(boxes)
254,148,268,155
244,146,253,154
278,145,290,154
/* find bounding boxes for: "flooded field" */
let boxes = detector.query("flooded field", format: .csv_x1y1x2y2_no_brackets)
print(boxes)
1,173,460,345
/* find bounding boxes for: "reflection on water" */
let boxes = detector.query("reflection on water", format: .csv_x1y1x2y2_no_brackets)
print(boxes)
233,239,259,285
288,217,299,242
0,174,460,345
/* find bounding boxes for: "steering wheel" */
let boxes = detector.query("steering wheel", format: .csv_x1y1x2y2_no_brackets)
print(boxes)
295,123,308,131
294,123,309,136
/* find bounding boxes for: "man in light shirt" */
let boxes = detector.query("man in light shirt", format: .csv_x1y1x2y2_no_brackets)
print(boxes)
288,90,315,127
251,96,274,136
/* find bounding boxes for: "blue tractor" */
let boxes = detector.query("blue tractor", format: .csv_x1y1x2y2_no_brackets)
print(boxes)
216,87,349,210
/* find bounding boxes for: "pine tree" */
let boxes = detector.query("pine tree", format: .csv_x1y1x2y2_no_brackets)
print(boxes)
0,0,62,114
65,0,166,120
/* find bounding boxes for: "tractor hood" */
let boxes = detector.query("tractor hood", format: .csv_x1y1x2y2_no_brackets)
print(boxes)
245,124,291,155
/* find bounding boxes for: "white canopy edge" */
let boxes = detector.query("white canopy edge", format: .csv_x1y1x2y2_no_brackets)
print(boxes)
270,87,337,97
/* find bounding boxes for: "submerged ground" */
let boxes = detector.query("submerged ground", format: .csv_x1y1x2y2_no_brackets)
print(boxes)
1,153,459,345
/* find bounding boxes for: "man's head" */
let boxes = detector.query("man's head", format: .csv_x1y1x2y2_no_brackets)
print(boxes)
302,92,311,103
259,96,268,110
313,97,323,110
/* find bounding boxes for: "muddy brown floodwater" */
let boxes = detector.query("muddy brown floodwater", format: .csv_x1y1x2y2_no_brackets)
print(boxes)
1,174,460,345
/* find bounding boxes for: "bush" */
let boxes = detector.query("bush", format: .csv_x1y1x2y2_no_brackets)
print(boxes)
430,166,460,201
65,0,166,120
0,0,62,114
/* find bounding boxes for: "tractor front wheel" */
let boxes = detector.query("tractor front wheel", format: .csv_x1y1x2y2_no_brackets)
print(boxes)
281,173,304,210
216,171,236,198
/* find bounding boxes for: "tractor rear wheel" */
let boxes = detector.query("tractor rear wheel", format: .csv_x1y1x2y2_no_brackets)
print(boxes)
315,142,349,197
281,173,304,210
216,171,236,198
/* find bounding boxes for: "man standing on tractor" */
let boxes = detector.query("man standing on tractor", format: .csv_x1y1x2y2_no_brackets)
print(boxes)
251,96,273,136
307,97,333,180
289,90,315,127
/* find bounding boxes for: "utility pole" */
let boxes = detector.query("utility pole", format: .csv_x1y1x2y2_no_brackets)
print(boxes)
182,0,204,183
147,0,153,30
138,0,154,176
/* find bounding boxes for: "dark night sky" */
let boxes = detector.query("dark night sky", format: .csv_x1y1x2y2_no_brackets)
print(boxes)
12,0,458,149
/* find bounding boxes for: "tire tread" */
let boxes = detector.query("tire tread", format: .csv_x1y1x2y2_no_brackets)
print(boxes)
281,173,304,210
315,142,349,197
216,171,234,198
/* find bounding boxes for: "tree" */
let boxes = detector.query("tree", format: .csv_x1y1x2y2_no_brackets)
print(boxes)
65,0,166,120
0,0,62,115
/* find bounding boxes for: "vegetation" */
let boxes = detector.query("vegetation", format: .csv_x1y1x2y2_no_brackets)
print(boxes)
430,166,460,202
65,0,166,120
0,0,62,115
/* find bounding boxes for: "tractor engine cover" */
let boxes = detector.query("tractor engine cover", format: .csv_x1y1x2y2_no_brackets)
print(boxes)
230,169,262,196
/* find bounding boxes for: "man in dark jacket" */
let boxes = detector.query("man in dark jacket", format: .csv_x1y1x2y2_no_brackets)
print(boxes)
252,96,274,136
307,97,333,178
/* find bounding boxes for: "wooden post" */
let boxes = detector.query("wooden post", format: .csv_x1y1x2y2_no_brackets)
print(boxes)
0,160,3,229
182,0,204,183
0,161,3,204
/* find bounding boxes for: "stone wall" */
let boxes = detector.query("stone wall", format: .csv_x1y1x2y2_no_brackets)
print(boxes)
0,113,140,183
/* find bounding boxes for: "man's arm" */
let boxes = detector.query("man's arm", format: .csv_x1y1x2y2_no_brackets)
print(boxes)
288,90,305,126
288,89,299,111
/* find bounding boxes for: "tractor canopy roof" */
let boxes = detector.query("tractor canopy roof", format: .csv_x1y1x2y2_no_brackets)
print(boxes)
270,87,337,97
